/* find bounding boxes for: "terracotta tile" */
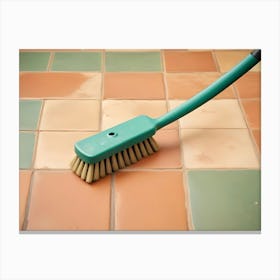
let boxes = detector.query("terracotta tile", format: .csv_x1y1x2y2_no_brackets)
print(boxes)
241,99,261,129
235,72,261,99
19,170,32,230
215,50,260,72
104,73,165,99
127,129,181,169
26,171,111,230
101,100,166,130
20,72,101,99
166,73,235,99
181,129,259,168
115,171,188,230
40,100,100,130
169,100,247,128
252,129,261,151
34,131,94,169
164,51,217,72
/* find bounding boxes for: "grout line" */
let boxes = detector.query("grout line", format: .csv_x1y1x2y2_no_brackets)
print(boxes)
160,50,169,113
22,170,35,230
183,167,261,171
233,84,261,160
110,174,115,230
46,52,55,71
183,170,195,230
99,50,105,131
28,100,45,171
211,50,221,73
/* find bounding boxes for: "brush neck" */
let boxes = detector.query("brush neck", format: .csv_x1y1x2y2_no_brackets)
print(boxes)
154,50,261,130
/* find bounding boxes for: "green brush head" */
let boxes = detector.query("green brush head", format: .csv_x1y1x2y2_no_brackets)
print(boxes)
75,115,157,164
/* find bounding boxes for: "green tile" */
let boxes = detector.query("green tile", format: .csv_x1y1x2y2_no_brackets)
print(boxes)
51,52,102,71
187,170,261,231
20,52,50,71
20,100,42,130
105,52,162,72
20,132,35,169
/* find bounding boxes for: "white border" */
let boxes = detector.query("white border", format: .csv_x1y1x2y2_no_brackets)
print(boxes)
1,1,279,279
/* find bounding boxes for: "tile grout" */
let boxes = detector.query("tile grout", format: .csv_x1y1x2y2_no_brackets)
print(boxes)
110,174,115,230
22,170,35,230
233,83,261,160
46,52,55,71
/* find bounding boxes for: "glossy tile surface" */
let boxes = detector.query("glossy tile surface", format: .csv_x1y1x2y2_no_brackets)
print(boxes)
20,52,50,71
26,171,111,230
19,100,42,130
169,100,246,128
51,52,102,71
181,129,259,168
34,132,94,169
104,73,165,99
164,51,216,72
19,132,35,169
20,72,102,98
105,52,162,72
166,73,235,99
101,100,166,129
40,100,100,130
234,72,261,99
19,170,32,230
115,171,188,230
215,50,260,72
187,170,261,230
241,99,261,129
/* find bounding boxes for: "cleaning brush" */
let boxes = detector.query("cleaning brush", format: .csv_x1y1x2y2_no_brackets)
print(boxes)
71,49,261,183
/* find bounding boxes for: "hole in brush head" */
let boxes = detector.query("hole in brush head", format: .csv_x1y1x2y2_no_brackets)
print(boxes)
107,132,117,137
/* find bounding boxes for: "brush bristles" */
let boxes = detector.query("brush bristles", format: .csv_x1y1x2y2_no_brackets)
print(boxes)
71,137,159,183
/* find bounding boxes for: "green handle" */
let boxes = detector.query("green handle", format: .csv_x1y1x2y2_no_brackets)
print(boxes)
154,50,261,130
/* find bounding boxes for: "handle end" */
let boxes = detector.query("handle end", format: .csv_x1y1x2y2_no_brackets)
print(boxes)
251,49,261,62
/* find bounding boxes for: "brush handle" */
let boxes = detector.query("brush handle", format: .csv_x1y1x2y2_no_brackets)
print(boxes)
155,49,261,130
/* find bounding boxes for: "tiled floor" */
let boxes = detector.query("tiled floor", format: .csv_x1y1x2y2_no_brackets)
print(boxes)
19,49,261,231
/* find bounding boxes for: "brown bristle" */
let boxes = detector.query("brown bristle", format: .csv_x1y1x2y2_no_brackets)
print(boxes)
71,136,159,183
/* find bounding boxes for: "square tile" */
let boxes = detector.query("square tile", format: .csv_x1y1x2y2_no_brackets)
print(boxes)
51,52,102,71
215,50,260,72
19,100,42,130
115,171,188,230
40,100,100,130
187,170,261,230
166,73,235,99
20,72,102,99
127,129,182,169
19,170,32,230
234,72,261,99
104,73,165,99
26,171,111,230
169,100,247,128
20,52,50,71
241,99,261,129
105,52,162,72
181,129,259,168
34,131,94,169
19,132,36,169
101,100,167,130
164,51,216,72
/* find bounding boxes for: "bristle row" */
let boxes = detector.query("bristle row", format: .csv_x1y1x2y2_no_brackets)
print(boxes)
71,137,159,183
